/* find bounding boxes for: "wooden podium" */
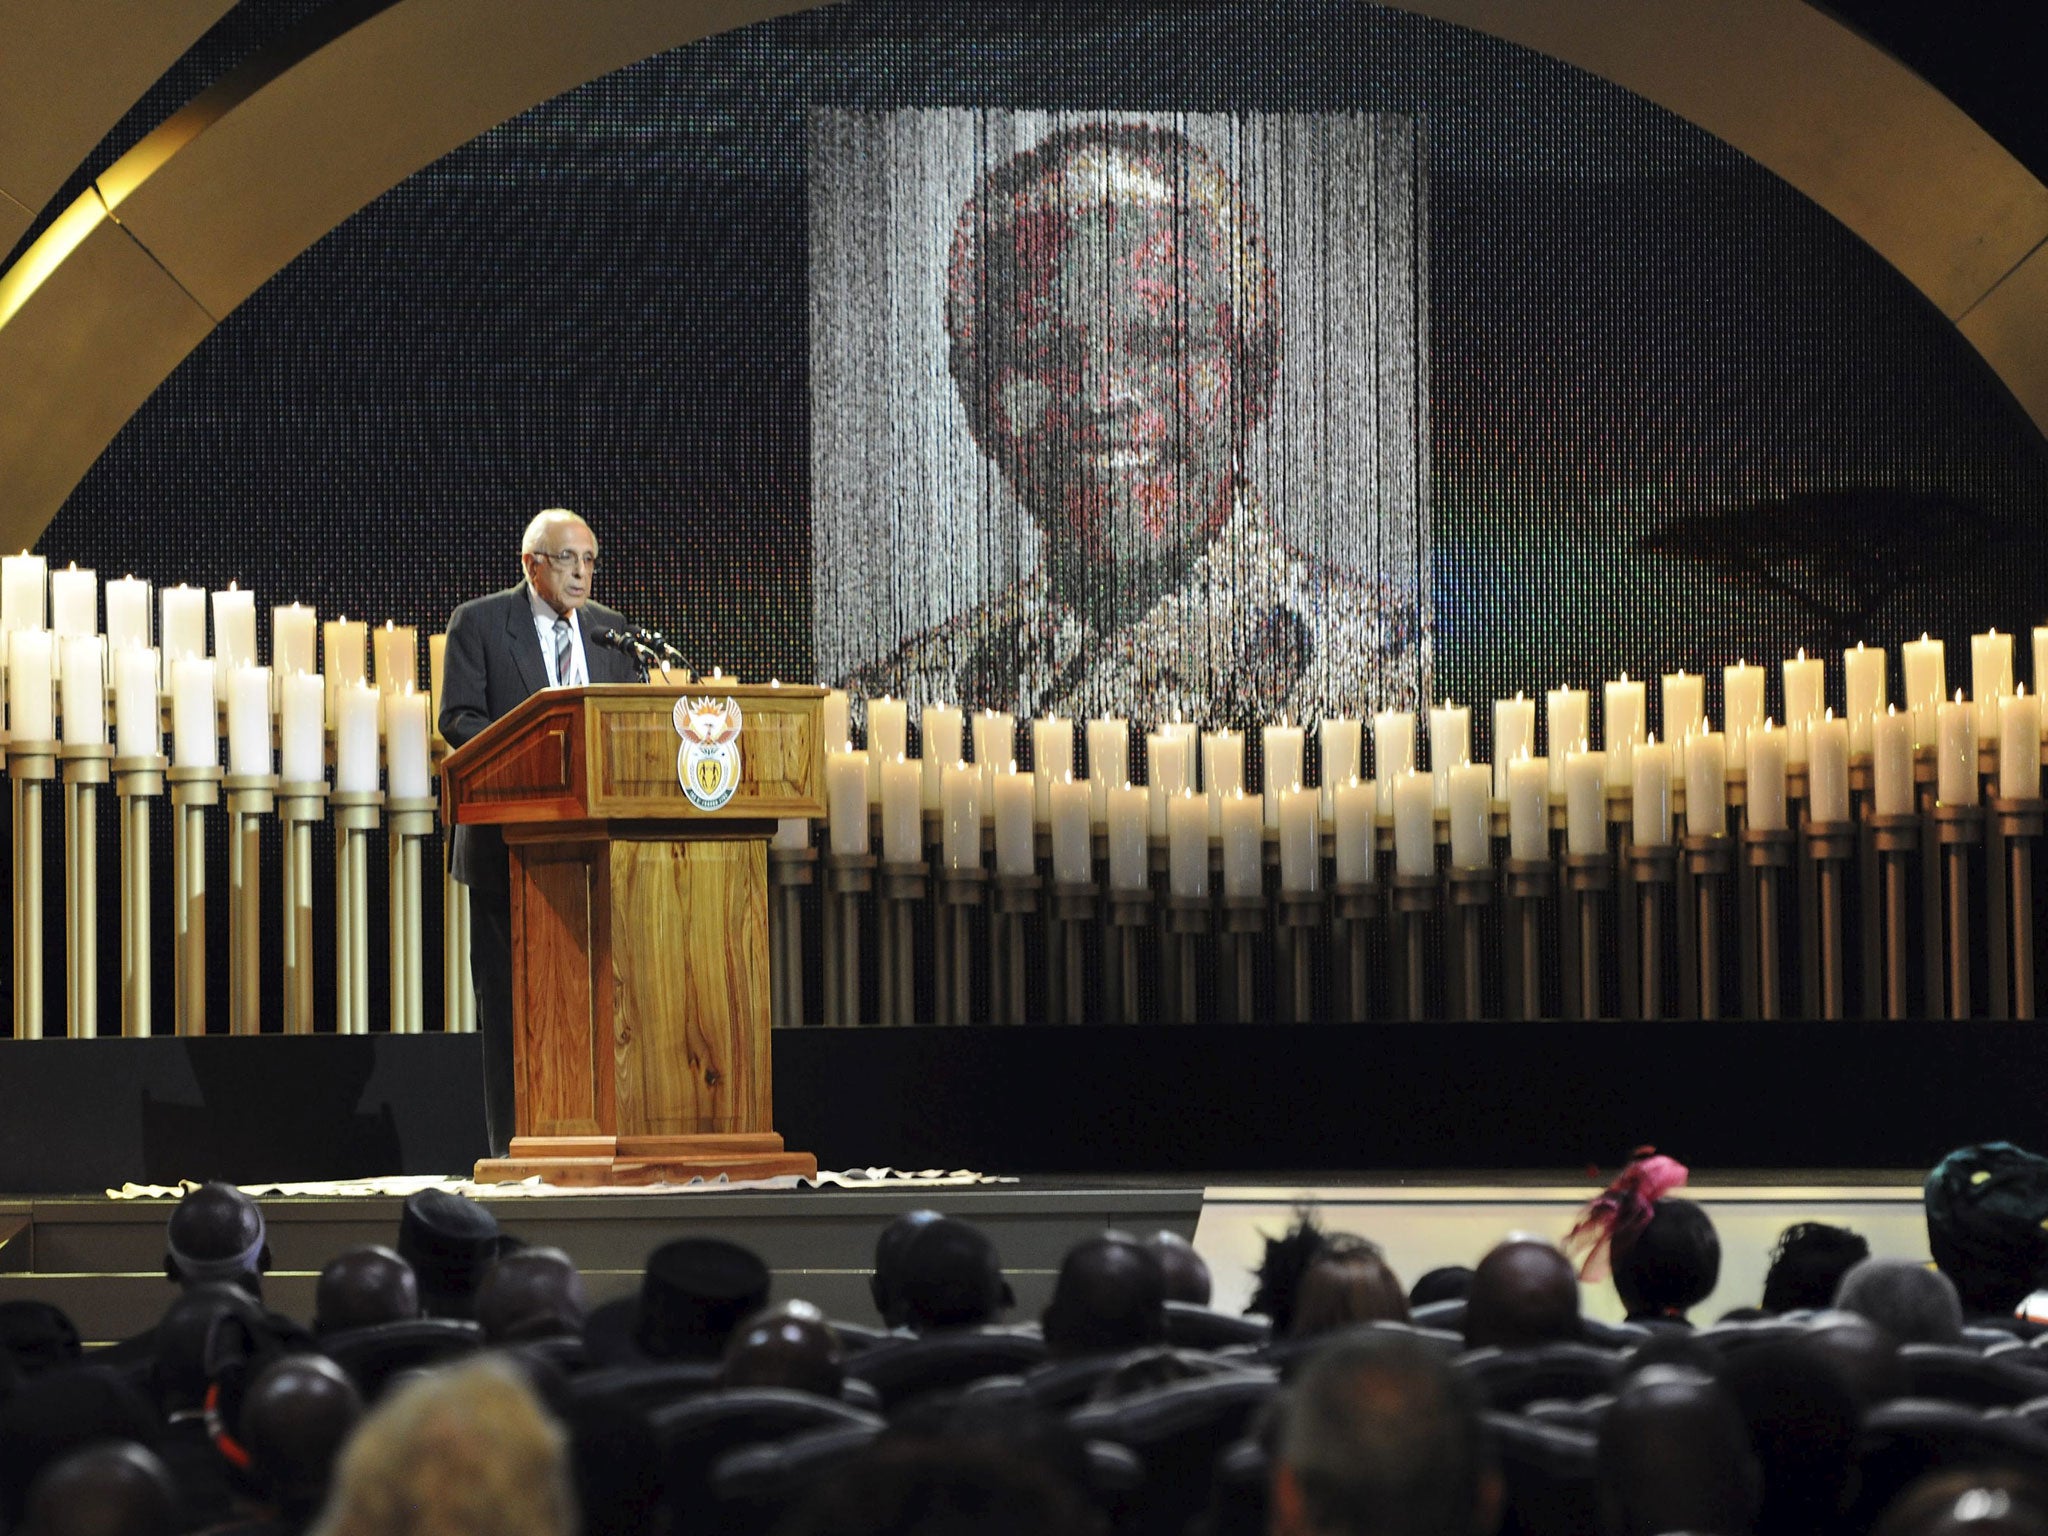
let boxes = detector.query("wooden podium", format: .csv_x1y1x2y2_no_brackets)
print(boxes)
440,683,824,1185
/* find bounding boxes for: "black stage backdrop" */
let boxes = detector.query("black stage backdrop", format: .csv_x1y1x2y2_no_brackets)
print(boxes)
13,0,2048,1035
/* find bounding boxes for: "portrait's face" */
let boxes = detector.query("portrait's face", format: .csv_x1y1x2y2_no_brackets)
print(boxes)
962,148,1260,567
523,520,598,615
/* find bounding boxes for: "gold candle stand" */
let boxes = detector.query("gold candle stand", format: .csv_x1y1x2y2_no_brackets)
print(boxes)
1047,880,1096,1025
61,742,113,1037
990,872,1039,1026
1503,859,1551,1022
1990,797,2044,1020
277,781,328,1034
113,753,167,1035
442,848,474,1033
767,843,816,1028
1868,812,1920,1020
1220,893,1265,1024
1277,889,1322,1024
329,788,383,1034
1162,893,1212,1023
821,849,873,1027
1679,835,1733,1020
1626,843,1678,1020
1389,874,1436,1021
877,859,928,1025
1804,821,1857,1020
385,794,438,1034
1107,887,1154,1025
1560,853,1610,1020
9,738,57,1038
1331,880,1379,1023
1446,865,1492,1020
1740,827,1794,1020
167,763,223,1037
1933,803,1983,1020
223,773,278,1036
936,867,987,1026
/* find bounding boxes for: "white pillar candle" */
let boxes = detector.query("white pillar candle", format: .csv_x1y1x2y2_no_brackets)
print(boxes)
1937,694,1977,805
1492,695,1535,798
1565,749,1608,856
162,584,207,672
2001,689,2042,800
1052,775,1093,885
1782,649,1825,733
2035,627,2048,711
1392,769,1435,879
106,577,151,651
1660,673,1704,768
1748,725,1789,831
773,818,811,851
1901,635,1946,750
1334,777,1376,885
920,704,963,811
1261,721,1304,829
322,616,367,723
213,584,259,691
1107,783,1149,892
170,657,217,769
1221,789,1262,898
991,766,1034,876
1203,728,1244,833
1684,730,1726,836
973,710,1016,806
1545,687,1588,796
1722,661,1766,768
1147,731,1190,837
821,688,851,751
1631,737,1673,846
1373,711,1416,817
1809,714,1851,823
372,622,417,696
59,634,105,745
942,760,981,871
1428,700,1471,808
333,682,379,792
1167,789,1209,898
279,671,325,783
1318,716,1362,825
386,688,431,799
225,665,271,773
1448,760,1492,869
1031,715,1074,822
49,564,96,639
1278,785,1319,893
1,551,47,632
1843,643,1887,754
1087,716,1129,827
881,754,921,864
1973,629,2015,742
1603,675,1646,786
272,603,317,677
7,628,53,740
868,696,909,763
1873,708,1914,816
1506,755,1548,862
113,646,161,758
826,749,870,855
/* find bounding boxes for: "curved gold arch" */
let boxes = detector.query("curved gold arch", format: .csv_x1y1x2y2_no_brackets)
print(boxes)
2,0,2044,552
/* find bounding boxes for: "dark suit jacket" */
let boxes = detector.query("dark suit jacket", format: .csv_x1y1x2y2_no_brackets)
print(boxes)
439,582,640,893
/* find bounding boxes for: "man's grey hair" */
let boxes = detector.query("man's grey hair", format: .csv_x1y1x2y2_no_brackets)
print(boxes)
1278,1330,1492,1536
1833,1256,1965,1344
520,508,592,559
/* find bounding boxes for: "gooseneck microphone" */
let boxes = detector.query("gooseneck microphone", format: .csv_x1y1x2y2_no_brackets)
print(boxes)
593,628,662,673
637,629,691,671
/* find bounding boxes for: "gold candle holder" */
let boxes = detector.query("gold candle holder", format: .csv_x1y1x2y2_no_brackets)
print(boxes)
329,789,383,1035
112,753,167,1036
277,781,328,1034
61,742,113,1037
166,763,222,1037
385,795,439,1035
10,738,58,1038
223,773,278,1036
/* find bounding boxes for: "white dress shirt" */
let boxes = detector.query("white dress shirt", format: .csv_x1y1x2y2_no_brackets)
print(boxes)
527,584,588,687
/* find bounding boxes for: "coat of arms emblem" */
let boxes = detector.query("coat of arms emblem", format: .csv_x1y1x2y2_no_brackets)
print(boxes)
675,695,743,811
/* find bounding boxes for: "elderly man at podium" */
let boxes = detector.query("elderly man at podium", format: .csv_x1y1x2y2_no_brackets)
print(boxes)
439,508,642,1156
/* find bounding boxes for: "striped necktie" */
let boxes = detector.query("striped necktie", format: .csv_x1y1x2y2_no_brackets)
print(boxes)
553,616,572,685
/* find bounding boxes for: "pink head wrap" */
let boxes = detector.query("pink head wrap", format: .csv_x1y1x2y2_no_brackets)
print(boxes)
1563,1147,1690,1282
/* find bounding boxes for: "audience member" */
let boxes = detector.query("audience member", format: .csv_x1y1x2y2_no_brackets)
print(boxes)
1409,1267,1474,1311
1145,1231,1213,1306
395,1192,504,1321
306,1357,572,1536
1835,1257,1967,1345
779,1435,1101,1536
890,1217,1014,1332
18,1443,180,1536
1290,1236,1410,1337
1566,1151,1719,1326
869,1209,944,1329
584,1235,770,1364
1248,1215,1336,1336
1463,1238,1581,1350
0,1366,163,1529
0,1301,82,1381
165,1183,270,1296
1595,1365,1761,1536
719,1301,846,1397
1761,1221,1872,1314
312,1248,419,1338
233,1355,364,1534
148,1284,270,1530
474,1248,586,1345
1270,1329,1499,1536
1721,1340,1863,1536
1873,1470,2048,1536
1924,1143,2048,1331
1042,1233,1167,1357
1802,1307,1910,1408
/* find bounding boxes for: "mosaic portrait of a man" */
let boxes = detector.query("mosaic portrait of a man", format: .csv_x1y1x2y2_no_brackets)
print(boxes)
812,111,1432,724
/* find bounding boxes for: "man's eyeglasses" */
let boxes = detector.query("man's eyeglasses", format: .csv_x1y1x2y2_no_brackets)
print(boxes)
536,549,598,572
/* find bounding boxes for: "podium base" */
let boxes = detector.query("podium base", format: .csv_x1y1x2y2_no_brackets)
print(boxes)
474,1132,818,1186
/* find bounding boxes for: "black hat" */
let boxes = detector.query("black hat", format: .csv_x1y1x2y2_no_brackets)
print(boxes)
1925,1142,2048,1311
895,1218,1013,1329
396,1190,504,1319
0,1301,82,1380
585,1237,770,1365
0,1365,162,1526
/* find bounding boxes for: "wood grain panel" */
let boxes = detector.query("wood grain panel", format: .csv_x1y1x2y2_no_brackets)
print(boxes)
589,688,823,818
610,840,771,1135
513,848,605,1138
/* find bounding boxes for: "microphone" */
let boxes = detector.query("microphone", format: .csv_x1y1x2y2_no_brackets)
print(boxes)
637,629,691,671
594,628,661,670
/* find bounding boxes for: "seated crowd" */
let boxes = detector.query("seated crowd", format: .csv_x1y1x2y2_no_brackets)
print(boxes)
5,1143,2048,1536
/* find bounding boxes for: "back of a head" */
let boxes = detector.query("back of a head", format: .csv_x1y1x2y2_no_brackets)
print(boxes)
720,1301,846,1397
397,1190,504,1320
1875,1471,2048,1536
895,1218,1013,1332
1762,1221,1871,1314
1720,1340,1862,1536
308,1355,574,1536
1291,1239,1411,1338
1042,1234,1166,1358
1925,1143,2048,1317
0,1302,82,1381
477,1247,588,1344
1409,1268,1475,1311
152,1282,269,1412
0,1367,162,1528
777,1434,1099,1536
1612,1197,1721,1322
1596,1365,1760,1536
1144,1232,1213,1307
1275,1330,1493,1536
871,1210,945,1328
238,1354,364,1513
20,1442,178,1536
1803,1308,1909,1407
1836,1257,1966,1345
631,1236,772,1361
315,1246,421,1337
165,1181,268,1292
1464,1239,1580,1350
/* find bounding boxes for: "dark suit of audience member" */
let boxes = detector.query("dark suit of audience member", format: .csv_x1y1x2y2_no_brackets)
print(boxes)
1042,1234,1166,1359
